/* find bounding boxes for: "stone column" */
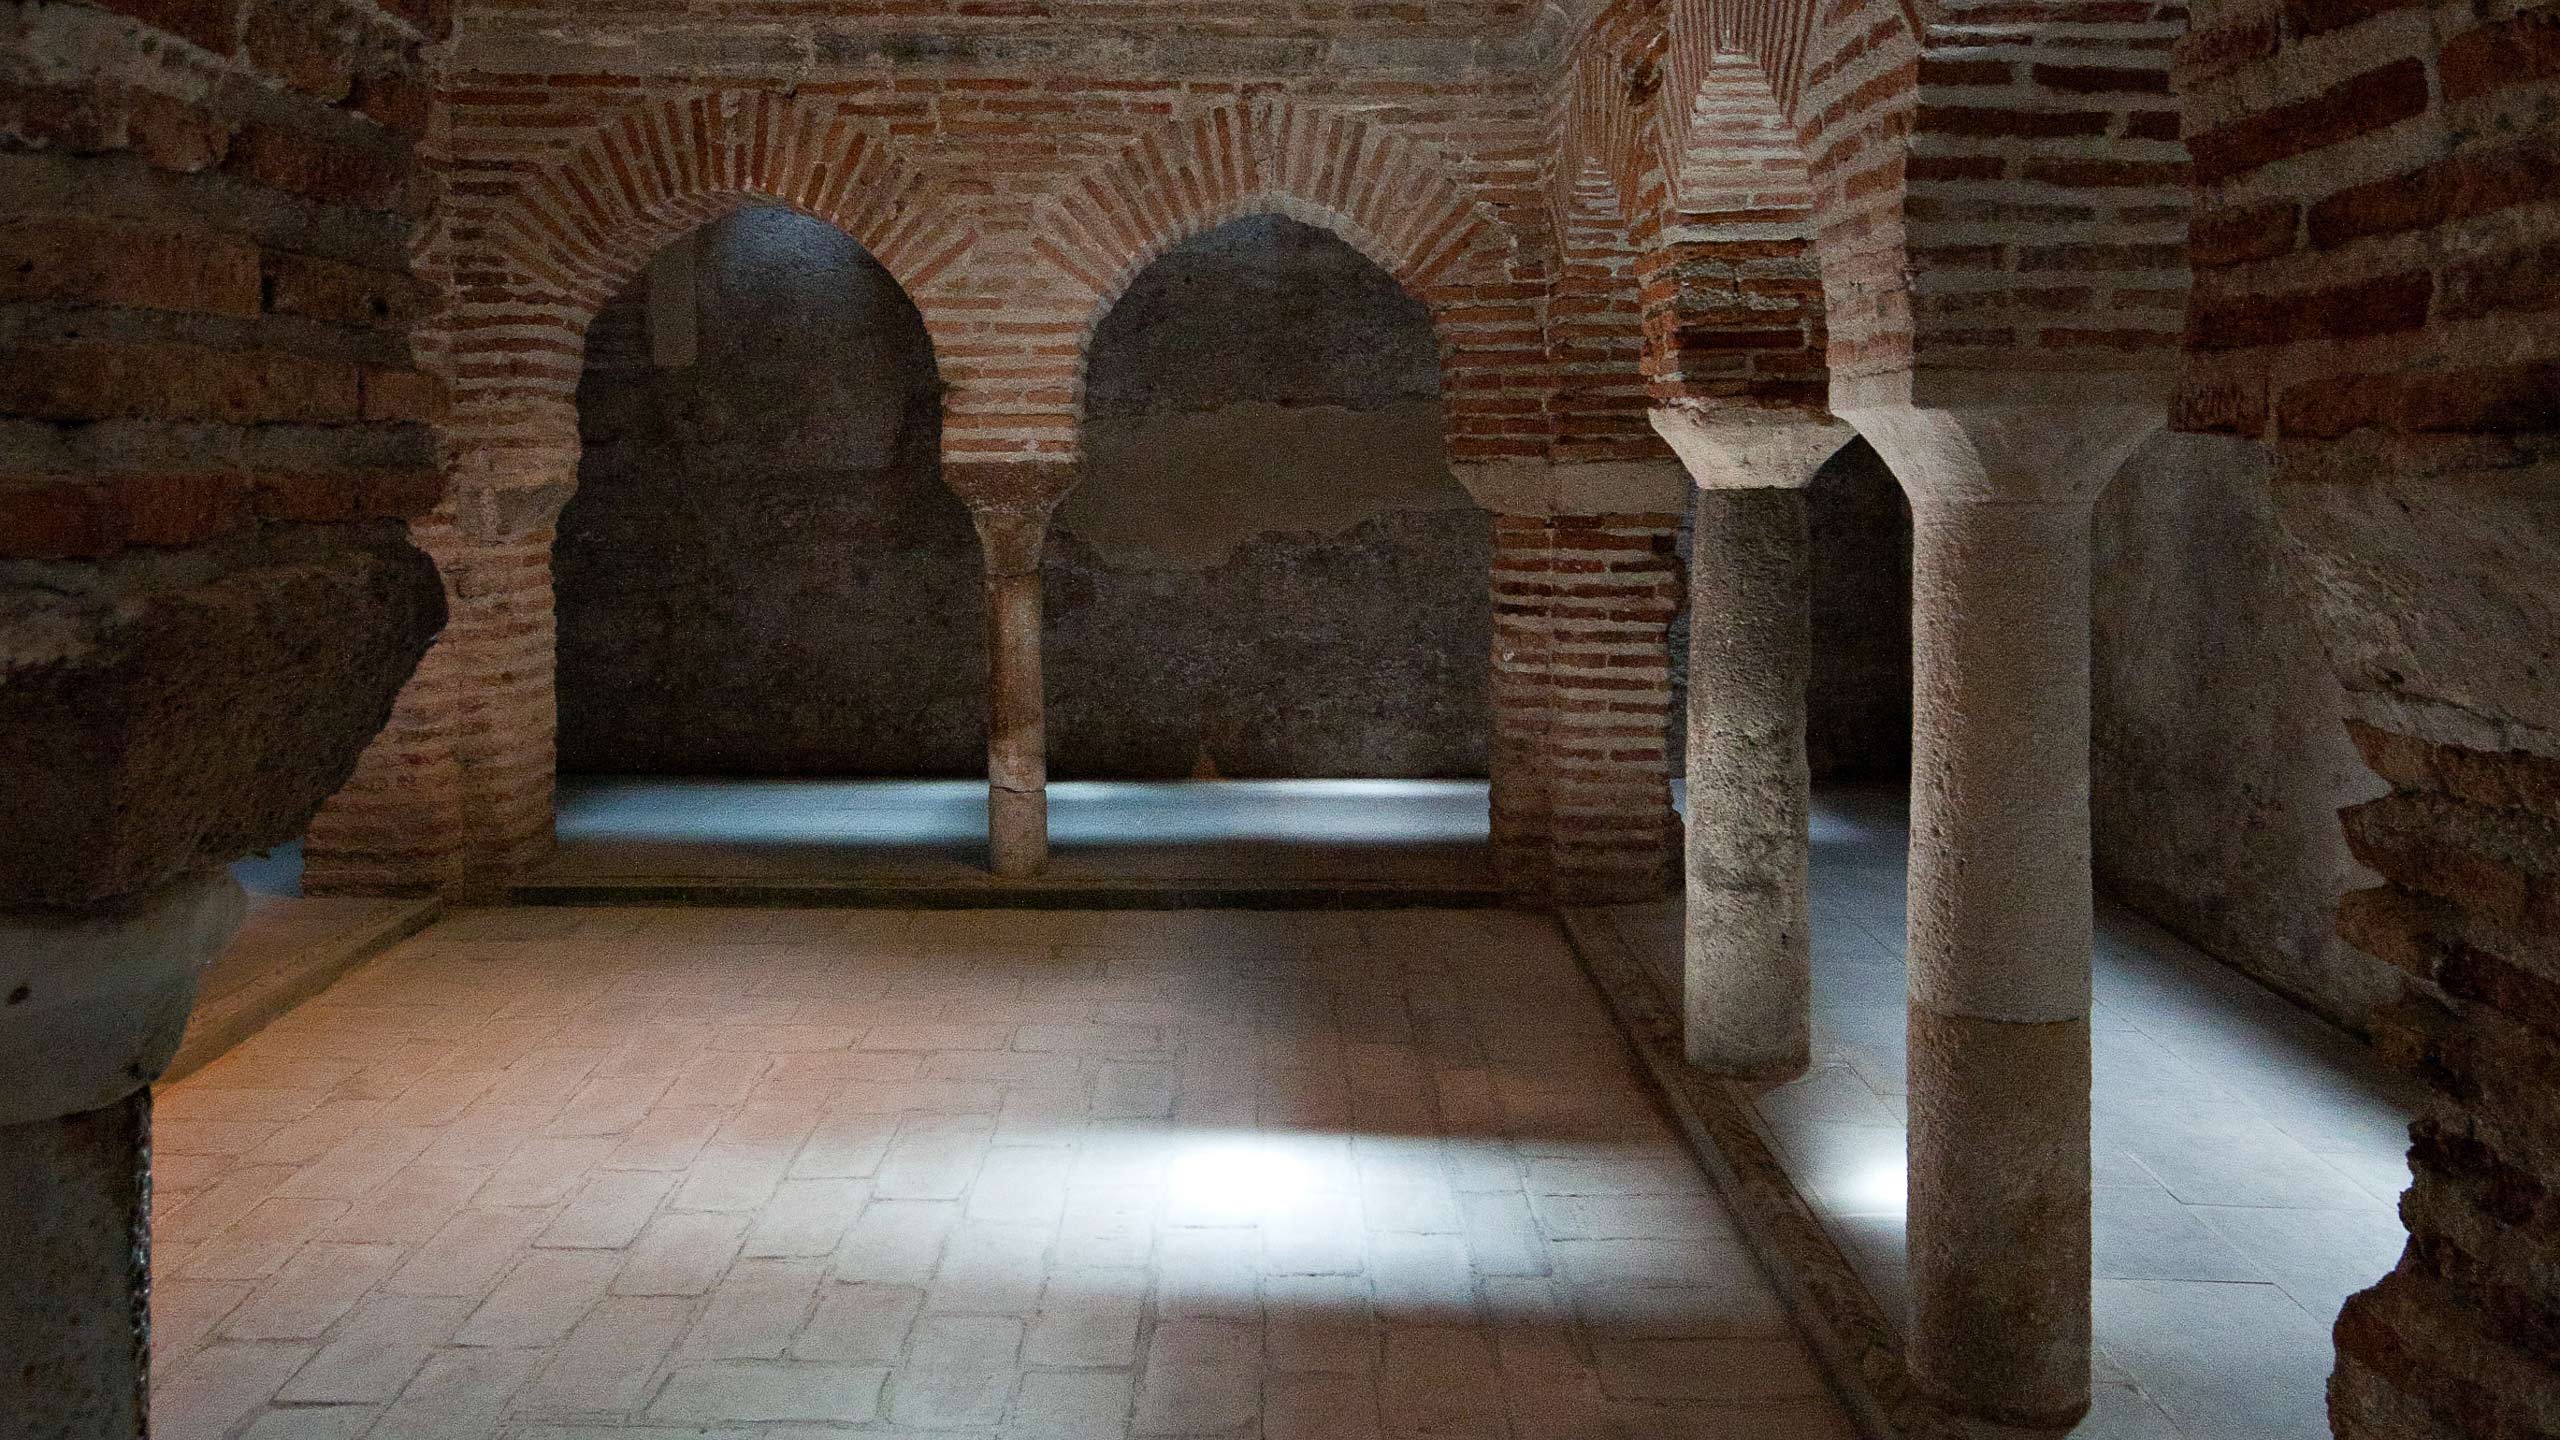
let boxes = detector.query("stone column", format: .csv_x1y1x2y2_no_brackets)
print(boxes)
1837,396,2161,1427
0,871,245,1438
1651,408,1851,1079
945,462,1077,879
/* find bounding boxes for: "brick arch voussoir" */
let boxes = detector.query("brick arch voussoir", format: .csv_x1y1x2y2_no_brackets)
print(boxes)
1035,99,1517,337
1031,98,1529,463
446,93,976,509
478,91,974,370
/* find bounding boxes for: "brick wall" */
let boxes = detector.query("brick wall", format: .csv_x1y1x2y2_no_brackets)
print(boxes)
1,0,448,560
1554,0,1897,395
1552,165,1675,459
305,22,1593,891
1638,49,1829,411
1903,0,2189,377
0,0,451,906
2176,0,2560,1429
1491,512,1685,902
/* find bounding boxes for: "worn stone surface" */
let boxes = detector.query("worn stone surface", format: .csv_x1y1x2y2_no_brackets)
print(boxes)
0,1092,153,1440
1672,439,1912,783
1063,214,1489,779
1905,1009,2094,1428
1045,512,1493,779
0,524,445,909
0,870,242,1125
1683,484,1813,1079
2092,432,2393,1031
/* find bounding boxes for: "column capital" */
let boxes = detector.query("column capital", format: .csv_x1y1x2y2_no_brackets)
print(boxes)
942,459,1079,514
1836,401,2164,508
0,869,242,1125
1648,403,1854,491
945,461,1079,576
448,475,577,544
1450,459,1689,518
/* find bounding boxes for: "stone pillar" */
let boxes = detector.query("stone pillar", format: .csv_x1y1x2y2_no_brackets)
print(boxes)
0,871,245,1438
1458,460,1690,905
1651,409,1851,1079
945,462,1077,879
1837,396,2161,1427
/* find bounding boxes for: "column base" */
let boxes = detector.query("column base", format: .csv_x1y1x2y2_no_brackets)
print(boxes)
1683,884,1811,1081
1906,1006,2094,1429
989,787,1049,879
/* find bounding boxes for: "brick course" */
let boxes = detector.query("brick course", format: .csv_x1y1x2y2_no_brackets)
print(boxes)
0,0,448,562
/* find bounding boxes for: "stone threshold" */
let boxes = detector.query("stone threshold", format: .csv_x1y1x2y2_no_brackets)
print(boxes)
511,878,1508,910
163,896,443,1084
1557,907,2068,1440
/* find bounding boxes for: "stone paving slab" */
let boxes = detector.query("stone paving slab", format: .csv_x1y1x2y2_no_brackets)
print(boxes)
149,905,1854,1440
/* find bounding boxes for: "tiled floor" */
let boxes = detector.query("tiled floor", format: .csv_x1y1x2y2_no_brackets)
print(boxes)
149,905,1852,1439
1607,787,2421,1440
534,779,1496,893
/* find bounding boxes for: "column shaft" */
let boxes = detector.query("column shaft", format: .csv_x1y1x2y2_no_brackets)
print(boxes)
985,563,1049,878
1489,515,1559,900
0,1094,152,1440
947,462,1076,882
1903,493,2096,1425
1683,485,1813,1078
0,868,243,1440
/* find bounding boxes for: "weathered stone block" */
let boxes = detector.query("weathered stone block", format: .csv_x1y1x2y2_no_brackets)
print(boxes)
0,522,445,908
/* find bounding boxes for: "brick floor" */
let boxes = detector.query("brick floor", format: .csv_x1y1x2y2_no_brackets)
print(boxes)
150,906,1851,1438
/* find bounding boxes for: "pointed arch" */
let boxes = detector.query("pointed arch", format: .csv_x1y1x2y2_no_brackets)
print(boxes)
445,92,972,483
1554,160,1671,462
486,91,971,336
1033,95,1510,322
1661,50,1817,223
1616,0,1920,395
1655,0,1824,180
388,91,976,899
1028,95,1545,466
1553,42,1653,238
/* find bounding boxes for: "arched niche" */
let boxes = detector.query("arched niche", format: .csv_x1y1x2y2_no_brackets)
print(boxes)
1049,213,1492,780
556,205,984,776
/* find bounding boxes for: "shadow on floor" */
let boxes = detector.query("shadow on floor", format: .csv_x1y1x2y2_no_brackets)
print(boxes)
1592,784,2418,1440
